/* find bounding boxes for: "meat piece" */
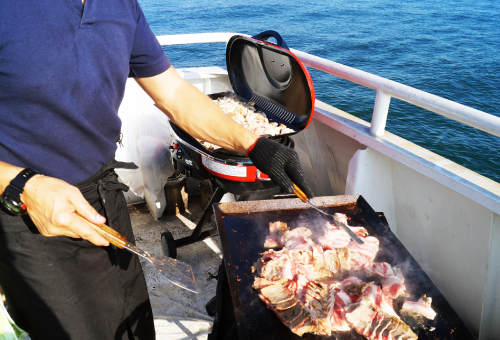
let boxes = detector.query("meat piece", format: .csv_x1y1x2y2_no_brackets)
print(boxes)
319,214,368,249
348,236,380,270
312,245,335,280
361,283,399,318
252,277,275,289
332,213,349,226
341,276,364,290
382,266,409,299
345,297,417,340
365,263,409,299
286,273,310,303
365,262,394,278
312,245,351,280
335,289,353,307
257,284,321,336
275,302,304,323
318,227,351,249
257,249,296,283
345,299,378,334
401,295,437,320
348,226,369,237
304,281,334,335
325,214,369,236
328,289,352,332
260,284,295,305
207,95,295,147
290,314,321,336
289,249,313,265
264,221,289,248
282,227,315,251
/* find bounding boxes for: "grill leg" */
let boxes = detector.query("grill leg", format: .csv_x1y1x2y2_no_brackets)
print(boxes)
171,186,226,251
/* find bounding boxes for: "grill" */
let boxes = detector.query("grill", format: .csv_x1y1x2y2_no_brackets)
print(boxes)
161,31,315,258
208,195,476,340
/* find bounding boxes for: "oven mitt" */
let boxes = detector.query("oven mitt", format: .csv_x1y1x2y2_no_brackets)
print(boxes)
248,137,314,198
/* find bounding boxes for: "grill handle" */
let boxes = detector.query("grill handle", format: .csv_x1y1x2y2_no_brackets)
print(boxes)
251,30,290,51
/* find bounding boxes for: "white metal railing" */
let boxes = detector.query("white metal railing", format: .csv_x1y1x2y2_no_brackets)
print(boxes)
156,33,500,139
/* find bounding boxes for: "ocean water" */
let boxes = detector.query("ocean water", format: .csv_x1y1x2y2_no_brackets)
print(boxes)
139,0,500,183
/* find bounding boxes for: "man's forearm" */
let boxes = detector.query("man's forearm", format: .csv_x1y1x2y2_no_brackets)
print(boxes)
0,161,24,195
135,67,259,154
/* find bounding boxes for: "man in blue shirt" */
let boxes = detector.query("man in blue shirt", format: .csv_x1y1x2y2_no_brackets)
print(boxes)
0,0,313,338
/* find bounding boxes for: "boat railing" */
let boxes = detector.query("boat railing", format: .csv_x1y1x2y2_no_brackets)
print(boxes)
156,32,500,139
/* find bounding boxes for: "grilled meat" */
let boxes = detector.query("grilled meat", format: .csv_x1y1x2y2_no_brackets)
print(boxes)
365,262,409,299
346,297,418,340
200,95,295,150
264,221,289,248
400,295,437,320
258,284,321,336
254,218,434,338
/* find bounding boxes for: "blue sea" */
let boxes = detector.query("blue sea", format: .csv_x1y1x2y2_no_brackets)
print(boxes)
139,0,500,184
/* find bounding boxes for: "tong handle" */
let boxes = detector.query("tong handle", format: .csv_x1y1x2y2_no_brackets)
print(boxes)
76,213,127,249
293,183,308,203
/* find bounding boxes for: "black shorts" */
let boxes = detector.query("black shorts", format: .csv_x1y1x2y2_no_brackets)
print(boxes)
0,160,154,340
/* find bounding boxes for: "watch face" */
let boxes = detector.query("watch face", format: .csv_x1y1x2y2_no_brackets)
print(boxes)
0,191,26,216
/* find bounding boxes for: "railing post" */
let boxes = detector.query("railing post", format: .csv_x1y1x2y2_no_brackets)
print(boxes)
370,89,391,136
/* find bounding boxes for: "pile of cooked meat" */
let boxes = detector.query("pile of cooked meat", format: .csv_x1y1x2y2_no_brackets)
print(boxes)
200,94,295,150
252,216,436,339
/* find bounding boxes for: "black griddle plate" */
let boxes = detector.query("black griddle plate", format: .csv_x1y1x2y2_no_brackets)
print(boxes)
213,195,476,340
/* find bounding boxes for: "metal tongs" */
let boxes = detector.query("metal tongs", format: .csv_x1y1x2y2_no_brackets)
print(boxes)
292,184,364,245
78,214,198,293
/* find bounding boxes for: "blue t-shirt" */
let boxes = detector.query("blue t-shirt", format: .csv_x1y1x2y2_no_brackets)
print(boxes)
0,0,171,184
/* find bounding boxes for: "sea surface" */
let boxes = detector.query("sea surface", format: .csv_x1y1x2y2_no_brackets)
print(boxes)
139,0,500,183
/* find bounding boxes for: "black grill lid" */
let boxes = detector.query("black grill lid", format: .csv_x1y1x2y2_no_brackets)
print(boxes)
226,30,315,131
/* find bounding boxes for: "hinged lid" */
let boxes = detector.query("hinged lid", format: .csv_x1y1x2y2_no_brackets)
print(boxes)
226,30,315,132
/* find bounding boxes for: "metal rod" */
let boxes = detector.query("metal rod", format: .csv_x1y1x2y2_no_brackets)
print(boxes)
176,229,219,248
370,89,392,136
188,186,225,243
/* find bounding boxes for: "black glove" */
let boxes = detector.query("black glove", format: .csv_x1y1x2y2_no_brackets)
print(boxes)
248,137,314,198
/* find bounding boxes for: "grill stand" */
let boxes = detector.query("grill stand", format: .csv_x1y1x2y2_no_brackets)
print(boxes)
161,176,282,259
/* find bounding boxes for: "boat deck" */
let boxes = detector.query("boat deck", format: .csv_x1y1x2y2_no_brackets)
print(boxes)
130,195,220,340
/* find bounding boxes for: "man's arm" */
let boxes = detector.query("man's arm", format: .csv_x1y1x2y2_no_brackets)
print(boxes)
0,161,109,246
135,66,315,198
135,66,259,154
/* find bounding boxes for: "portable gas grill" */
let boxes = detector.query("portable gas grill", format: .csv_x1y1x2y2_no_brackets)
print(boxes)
207,195,476,340
161,31,315,259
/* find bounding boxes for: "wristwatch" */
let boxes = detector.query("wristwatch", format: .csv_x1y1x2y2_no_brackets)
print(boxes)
0,168,39,216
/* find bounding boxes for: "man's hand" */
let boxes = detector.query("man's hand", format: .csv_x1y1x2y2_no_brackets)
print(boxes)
248,137,314,198
20,174,109,246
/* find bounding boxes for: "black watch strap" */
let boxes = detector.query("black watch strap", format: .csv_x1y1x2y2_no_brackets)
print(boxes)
9,168,39,193
0,168,39,216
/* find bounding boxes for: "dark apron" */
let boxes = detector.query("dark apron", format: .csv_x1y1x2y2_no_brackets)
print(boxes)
0,160,155,340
